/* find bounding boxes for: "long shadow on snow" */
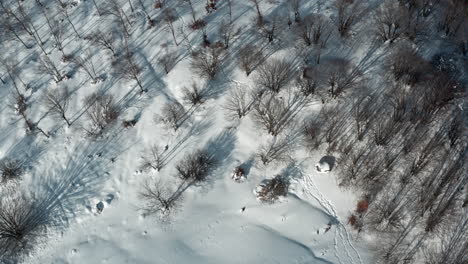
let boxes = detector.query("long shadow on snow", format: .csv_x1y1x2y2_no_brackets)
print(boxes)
31,132,127,229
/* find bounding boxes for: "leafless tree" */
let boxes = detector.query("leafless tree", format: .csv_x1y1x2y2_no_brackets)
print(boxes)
181,82,206,106
1,59,28,93
179,0,197,23
72,51,101,83
223,85,252,120
238,44,264,76
425,210,468,264
44,86,71,127
323,58,359,98
258,132,297,165
302,117,323,151
0,0,46,54
0,193,45,262
103,0,132,37
320,105,348,151
158,48,178,74
352,94,374,140
139,178,181,218
218,19,241,49
254,58,295,93
375,1,406,43
162,8,180,46
48,18,66,57
160,100,186,130
190,46,225,79
248,0,264,25
0,14,31,49
175,149,216,182
86,30,118,56
439,0,467,37
0,159,22,183
37,55,64,83
290,0,302,23
258,15,282,43
140,145,165,171
54,0,80,37
298,14,332,47
113,51,145,93
84,93,120,136
335,0,362,37
446,109,465,148
254,86,310,136
386,44,428,86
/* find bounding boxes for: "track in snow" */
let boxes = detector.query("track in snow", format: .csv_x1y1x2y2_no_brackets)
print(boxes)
299,169,363,264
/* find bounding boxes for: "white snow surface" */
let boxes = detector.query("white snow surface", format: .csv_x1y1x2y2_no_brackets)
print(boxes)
0,0,379,263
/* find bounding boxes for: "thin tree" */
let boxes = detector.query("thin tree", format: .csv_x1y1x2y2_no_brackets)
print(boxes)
44,86,71,126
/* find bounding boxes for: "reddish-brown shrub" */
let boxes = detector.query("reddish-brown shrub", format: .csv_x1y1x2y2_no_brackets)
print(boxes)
356,200,369,214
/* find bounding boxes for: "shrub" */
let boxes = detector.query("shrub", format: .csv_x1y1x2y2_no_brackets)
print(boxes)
139,178,180,218
356,200,369,214
176,150,216,182
0,194,44,261
255,175,289,203
0,159,22,183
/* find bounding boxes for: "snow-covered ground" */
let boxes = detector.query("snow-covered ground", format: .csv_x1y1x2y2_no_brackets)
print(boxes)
0,0,383,263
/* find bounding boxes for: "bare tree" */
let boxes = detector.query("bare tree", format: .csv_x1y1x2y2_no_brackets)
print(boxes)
290,0,302,23
258,132,297,165
248,0,264,25
55,0,80,37
238,44,263,76
302,117,323,151
320,105,348,151
0,193,45,262
37,55,64,83
113,51,145,93
0,0,47,54
223,85,252,120
162,8,180,46
181,82,206,106
84,93,120,136
218,19,241,49
44,86,71,127
158,48,178,74
335,0,363,37
439,0,467,37
85,30,118,56
160,100,186,130
386,44,428,86
190,46,224,79
139,178,181,218
0,14,31,49
50,19,67,57
322,58,358,98
253,88,309,136
72,51,101,83
254,58,295,93
298,14,332,46
175,149,216,182
0,159,22,183
375,1,406,43
351,94,374,140
103,0,132,37
140,145,165,171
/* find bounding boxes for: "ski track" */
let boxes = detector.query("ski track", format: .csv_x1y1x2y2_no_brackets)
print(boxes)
299,168,363,264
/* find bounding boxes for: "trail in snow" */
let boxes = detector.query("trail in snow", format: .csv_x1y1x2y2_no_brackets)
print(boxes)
299,168,363,264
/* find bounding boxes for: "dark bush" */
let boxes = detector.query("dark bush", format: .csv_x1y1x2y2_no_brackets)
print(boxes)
256,175,289,203
0,159,22,183
176,150,216,182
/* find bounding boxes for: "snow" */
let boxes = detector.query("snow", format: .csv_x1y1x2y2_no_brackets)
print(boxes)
0,0,378,263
